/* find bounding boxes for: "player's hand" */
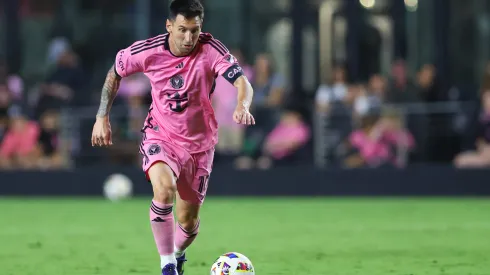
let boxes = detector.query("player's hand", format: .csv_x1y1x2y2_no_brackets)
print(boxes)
91,116,113,147
233,105,255,125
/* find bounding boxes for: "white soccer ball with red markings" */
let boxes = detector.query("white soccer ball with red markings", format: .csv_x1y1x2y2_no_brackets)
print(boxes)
103,173,133,201
210,252,255,275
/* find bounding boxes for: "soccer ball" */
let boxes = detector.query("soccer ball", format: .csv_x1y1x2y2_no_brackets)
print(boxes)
103,173,133,201
210,252,255,275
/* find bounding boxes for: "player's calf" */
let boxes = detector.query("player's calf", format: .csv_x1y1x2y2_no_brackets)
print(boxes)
176,215,200,252
175,196,201,255
175,217,200,255
174,197,201,274
147,162,178,272
174,218,199,275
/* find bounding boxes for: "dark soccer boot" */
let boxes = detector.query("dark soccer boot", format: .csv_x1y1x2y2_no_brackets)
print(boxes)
176,254,187,275
162,263,178,275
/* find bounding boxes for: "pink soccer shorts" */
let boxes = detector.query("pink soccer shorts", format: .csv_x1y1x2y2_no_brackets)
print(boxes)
141,135,214,205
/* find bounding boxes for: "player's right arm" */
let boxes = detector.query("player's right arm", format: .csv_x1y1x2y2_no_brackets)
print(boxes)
92,46,145,147
91,66,121,147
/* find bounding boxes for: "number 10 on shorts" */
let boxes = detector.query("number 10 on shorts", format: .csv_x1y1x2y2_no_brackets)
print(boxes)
198,175,210,194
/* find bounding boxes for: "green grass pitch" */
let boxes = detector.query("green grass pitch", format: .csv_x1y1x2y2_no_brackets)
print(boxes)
0,197,489,274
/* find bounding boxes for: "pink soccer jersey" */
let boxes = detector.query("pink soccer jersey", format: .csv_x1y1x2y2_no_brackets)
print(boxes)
115,32,244,153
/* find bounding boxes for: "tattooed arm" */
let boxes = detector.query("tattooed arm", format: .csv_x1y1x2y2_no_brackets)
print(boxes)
96,66,122,118
92,41,144,146
92,66,122,147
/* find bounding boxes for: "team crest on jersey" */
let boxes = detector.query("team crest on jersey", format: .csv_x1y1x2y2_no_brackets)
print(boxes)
147,144,161,155
170,74,184,89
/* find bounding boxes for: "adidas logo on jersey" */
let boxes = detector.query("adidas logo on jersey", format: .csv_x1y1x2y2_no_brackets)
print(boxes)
175,62,184,69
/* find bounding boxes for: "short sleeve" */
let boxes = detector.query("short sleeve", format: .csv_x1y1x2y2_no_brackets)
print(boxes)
203,35,244,84
114,46,145,78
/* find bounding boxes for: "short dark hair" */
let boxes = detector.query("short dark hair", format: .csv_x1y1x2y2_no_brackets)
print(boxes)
169,0,204,20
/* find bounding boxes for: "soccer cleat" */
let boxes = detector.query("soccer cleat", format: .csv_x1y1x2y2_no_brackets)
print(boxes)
176,254,187,275
161,263,178,275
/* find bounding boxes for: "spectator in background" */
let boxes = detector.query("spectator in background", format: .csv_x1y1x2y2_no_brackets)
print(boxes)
353,83,382,118
414,64,444,162
386,59,419,103
252,53,287,111
345,113,383,168
0,106,40,169
454,89,490,168
315,67,384,122
256,107,310,169
416,64,440,102
367,74,387,104
315,64,348,112
351,75,386,122
35,48,86,117
46,37,71,69
345,108,414,168
36,109,64,169
325,84,359,137
325,83,377,121
377,108,415,167
213,48,253,158
315,69,358,166
0,59,24,101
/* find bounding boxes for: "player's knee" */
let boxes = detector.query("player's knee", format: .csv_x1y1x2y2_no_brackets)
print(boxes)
153,184,176,204
178,215,199,232
148,163,177,203
176,207,199,230
152,178,177,203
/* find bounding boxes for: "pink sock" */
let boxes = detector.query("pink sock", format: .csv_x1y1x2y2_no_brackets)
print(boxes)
175,219,200,254
150,200,175,255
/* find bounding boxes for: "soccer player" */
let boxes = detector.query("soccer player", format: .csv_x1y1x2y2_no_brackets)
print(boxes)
90,0,255,274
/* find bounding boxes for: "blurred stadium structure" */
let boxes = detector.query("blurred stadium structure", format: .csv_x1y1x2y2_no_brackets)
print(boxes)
1,0,490,194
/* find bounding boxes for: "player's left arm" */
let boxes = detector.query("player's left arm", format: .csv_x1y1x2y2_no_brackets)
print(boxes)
207,36,255,125
232,75,255,125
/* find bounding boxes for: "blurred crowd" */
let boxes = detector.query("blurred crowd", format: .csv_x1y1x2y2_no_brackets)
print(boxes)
2,35,490,170
314,59,490,169
314,61,429,169
0,38,86,170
